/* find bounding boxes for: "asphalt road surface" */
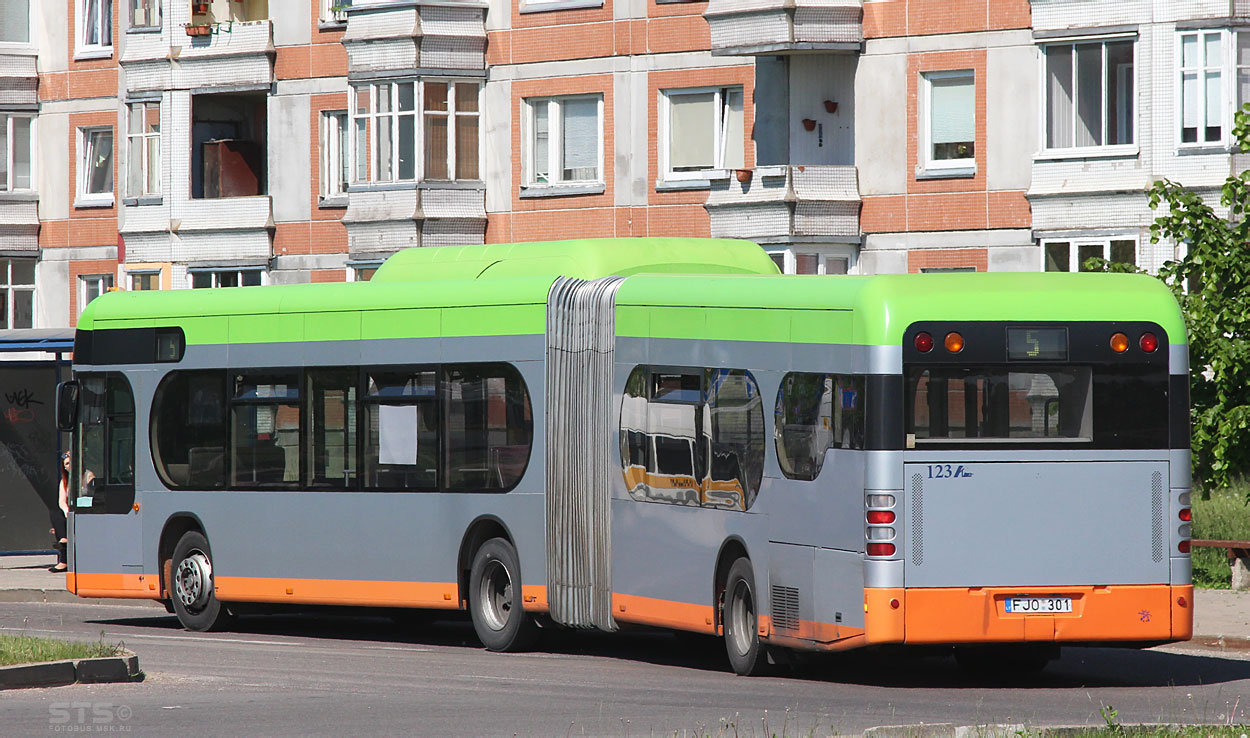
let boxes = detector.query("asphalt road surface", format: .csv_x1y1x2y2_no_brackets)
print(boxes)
1,600,1248,736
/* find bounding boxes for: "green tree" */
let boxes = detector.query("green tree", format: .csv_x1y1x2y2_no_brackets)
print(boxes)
1141,105,1250,490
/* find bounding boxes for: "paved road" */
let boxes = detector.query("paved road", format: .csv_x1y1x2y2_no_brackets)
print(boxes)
0,600,1248,736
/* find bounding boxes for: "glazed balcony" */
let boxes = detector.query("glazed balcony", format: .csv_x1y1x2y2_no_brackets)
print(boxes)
704,0,862,56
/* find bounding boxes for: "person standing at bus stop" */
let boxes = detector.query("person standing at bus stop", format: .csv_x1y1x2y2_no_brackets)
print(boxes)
49,452,70,573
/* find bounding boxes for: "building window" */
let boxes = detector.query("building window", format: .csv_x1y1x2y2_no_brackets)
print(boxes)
321,0,349,23
0,0,32,44
126,102,160,198
765,247,853,275
0,114,34,192
1043,39,1134,151
189,269,264,288
79,127,115,205
348,262,380,282
351,80,480,183
129,0,159,29
320,110,349,200
77,0,113,57
922,71,975,170
524,95,602,186
1179,31,1225,146
1042,238,1136,272
1238,31,1250,110
80,274,114,315
192,92,266,199
0,259,35,329
129,271,159,291
661,87,744,180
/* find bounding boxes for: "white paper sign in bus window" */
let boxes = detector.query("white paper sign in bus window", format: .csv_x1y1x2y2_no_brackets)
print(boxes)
379,404,419,465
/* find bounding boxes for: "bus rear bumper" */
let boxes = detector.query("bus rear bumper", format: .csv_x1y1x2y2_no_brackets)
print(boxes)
865,584,1193,645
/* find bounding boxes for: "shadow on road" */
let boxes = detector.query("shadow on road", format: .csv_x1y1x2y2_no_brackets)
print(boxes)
87,608,1250,689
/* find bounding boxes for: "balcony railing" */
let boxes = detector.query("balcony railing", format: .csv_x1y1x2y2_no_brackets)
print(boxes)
704,0,862,56
705,164,860,243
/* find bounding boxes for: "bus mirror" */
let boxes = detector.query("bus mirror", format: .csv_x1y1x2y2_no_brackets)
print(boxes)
56,381,79,432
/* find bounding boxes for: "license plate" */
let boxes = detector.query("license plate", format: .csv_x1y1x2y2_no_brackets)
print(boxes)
1004,596,1072,613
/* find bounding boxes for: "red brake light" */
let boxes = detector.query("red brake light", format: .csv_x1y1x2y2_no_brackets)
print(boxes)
1178,540,1191,554
1179,508,1191,522
867,543,896,557
1140,332,1159,353
914,332,934,352
1110,333,1129,353
867,510,896,524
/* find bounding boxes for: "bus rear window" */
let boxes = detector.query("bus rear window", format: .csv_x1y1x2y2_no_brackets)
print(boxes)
907,367,1092,443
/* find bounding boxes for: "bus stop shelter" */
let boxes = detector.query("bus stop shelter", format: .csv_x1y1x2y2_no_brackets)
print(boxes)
0,329,74,554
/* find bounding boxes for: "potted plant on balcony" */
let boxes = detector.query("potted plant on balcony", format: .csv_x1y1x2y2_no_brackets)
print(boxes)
185,23,213,36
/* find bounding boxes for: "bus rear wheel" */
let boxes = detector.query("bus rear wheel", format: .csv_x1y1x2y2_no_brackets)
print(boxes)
468,537,538,652
723,557,767,676
170,531,233,632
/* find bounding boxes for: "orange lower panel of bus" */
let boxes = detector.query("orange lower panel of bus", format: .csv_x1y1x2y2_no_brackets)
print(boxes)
865,584,1193,645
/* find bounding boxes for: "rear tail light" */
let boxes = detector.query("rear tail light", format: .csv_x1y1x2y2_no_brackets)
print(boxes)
867,510,895,525
1110,332,1129,353
1178,524,1192,538
867,494,895,507
914,332,934,352
1178,492,1191,506
944,332,964,353
867,543,896,557
1139,332,1159,353
1178,540,1191,554
1179,508,1191,522
867,527,895,541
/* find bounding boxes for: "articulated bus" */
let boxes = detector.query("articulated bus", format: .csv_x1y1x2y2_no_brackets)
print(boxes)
58,238,1192,675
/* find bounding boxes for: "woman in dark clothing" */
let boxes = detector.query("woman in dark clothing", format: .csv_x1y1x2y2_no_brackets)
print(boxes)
49,452,69,573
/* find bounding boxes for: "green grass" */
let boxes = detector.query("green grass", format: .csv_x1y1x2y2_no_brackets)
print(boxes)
1036,729,1249,737
0,634,122,667
1192,482,1250,589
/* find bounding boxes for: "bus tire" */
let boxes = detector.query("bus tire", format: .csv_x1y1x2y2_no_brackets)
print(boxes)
170,531,233,632
469,537,538,652
723,557,767,676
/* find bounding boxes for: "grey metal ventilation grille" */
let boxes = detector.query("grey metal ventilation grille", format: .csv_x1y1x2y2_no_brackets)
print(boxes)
771,585,800,632
910,473,924,566
1151,471,1165,563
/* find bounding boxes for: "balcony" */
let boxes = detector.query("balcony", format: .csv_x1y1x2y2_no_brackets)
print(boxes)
342,0,487,76
705,165,860,244
172,19,274,90
705,0,862,56
342,186,486,259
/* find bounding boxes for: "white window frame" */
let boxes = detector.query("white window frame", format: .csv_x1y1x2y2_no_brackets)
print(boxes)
920,70,976,173
351,79,482,184
79,273,113,316
1039,36,1138,157
519,0,604,13
76,0,114,59
347,261,382,282
78,126,115,206
0,259,36,329
1175,29,1246,150
127,270,160,291
129,0,160,30
320,110,349,200
659,86,745,182
0,0,34,48
523,95,604,188
321,0,350,23
765,246,857,275
187,268,267,288
1040,236,1138,272
0,114,36,193
126,101,160,198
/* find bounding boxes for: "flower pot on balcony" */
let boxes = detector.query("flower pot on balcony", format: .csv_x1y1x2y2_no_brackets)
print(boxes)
186,23,212,36
735,169,752,183
192,2,210,14
823,100,838,114
802,118,817,131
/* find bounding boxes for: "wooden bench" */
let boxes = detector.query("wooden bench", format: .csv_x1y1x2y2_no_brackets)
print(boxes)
1192,539,1250,590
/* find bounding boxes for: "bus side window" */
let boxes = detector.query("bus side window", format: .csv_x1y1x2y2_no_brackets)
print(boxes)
774,372,865,482
151,370,228,490
76,373,136,512
231,373,301,488
442,363,533,493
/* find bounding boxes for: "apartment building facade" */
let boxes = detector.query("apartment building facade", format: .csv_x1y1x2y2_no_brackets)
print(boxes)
0,0,1247,331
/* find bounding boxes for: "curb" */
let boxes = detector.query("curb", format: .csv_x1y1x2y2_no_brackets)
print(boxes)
0,588,164,608
0,650,142,690
864,725,1229,737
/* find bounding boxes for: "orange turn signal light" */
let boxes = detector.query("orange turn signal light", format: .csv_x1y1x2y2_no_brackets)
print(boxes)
1110,332,1129,353
944,332,964,353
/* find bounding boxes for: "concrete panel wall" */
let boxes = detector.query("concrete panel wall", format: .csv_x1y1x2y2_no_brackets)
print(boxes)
36,114,69,222
483,79,512,213
274,0,313,46
789,55,855,166
269,94,312,223
854,52,906,196
613,66,650,207
986,44,1036,191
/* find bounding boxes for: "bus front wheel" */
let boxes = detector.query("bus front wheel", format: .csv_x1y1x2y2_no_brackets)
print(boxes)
723,557,767,676
170,531,233,632
468,537,538,652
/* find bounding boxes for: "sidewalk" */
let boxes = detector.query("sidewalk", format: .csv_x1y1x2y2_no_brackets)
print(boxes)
0,554,1245,647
